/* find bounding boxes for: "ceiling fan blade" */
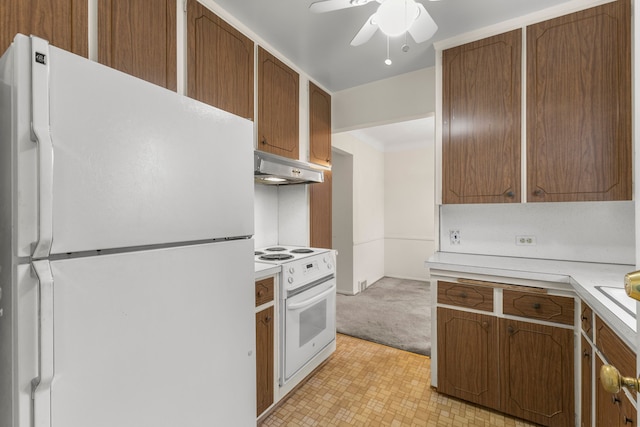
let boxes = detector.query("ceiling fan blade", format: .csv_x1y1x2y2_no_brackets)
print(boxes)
350,14,379,46
310,0,374,13
408,3,438,43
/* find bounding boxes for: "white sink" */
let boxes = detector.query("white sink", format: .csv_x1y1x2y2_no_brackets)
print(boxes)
596,286,637,319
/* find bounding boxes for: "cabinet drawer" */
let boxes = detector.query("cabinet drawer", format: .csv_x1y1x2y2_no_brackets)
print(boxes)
596,316,636,384
255,277,274,307
502,290,574,325
438,281,494,312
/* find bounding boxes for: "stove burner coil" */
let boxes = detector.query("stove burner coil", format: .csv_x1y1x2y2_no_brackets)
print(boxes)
260,254,294,261
265,247,287,252
254,251,265,256
290,248,314,254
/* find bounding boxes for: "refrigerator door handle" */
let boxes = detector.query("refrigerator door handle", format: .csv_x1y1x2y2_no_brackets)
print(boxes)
31,260,54,427
30,36,54,259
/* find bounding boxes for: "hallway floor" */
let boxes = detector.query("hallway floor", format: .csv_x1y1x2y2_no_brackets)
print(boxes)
261,334,538,426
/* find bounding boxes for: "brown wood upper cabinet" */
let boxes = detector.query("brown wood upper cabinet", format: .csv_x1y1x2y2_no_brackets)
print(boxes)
187,0,254,119
310,169,332,249
98,0,176,90
442,0,631,204
527,0,631,202
1,0,87,57
258,46,299,159
309,82,332,167
442,29,522,204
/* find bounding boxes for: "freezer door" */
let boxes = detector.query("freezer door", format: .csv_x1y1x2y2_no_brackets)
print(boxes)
16,36,254,256
26,240,255,427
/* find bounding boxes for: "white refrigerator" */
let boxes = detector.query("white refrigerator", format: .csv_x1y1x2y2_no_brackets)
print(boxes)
0,35,256,426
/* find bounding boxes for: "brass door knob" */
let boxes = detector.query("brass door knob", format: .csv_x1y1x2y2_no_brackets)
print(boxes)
624,270,640,301
600,364,640,394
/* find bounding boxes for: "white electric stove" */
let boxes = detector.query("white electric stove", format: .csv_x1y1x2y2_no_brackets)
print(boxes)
255,245,336,388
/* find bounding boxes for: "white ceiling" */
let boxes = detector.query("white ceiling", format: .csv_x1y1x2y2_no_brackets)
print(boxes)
210,0,576,151
211,0,574,92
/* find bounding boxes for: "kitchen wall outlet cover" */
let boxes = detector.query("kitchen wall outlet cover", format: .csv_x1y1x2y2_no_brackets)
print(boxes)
516,235,536,246
449,229,461,245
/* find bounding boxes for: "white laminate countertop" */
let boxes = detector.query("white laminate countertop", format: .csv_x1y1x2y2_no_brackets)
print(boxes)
426,252,637,348
255,262,281,280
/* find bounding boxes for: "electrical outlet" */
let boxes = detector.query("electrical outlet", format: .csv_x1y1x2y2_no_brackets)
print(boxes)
516,235,536,246
449,229,461,245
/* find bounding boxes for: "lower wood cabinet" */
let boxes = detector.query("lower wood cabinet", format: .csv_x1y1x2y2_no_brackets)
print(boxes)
437,283,637,427
499,318,574,427
255,277,275,417
437,288,574,427
592,314,637,427
256,306,274,416
595,353,636,427
437,308,499,409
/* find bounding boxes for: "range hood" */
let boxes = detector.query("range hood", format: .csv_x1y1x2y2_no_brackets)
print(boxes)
254,150,324,185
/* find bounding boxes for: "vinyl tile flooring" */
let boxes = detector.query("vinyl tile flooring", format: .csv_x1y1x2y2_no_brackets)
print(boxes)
261,334,539,427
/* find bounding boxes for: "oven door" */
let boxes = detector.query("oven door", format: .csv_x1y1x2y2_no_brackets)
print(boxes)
283,277,336,382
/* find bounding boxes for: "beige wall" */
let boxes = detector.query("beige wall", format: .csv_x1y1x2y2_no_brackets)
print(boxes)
332,67,436,133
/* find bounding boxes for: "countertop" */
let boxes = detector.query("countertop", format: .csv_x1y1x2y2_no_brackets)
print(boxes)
255,262,281,280
426,252,636,348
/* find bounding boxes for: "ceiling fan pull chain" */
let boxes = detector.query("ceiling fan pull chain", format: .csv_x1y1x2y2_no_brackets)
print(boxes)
385,35,392,65
402,1,410,53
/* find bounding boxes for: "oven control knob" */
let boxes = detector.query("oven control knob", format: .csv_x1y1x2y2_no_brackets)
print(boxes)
328,263,333,270
288,277,294,284
289,267,295,274
323,256,328,263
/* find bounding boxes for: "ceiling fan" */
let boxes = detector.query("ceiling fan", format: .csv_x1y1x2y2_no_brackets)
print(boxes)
309,0,439,47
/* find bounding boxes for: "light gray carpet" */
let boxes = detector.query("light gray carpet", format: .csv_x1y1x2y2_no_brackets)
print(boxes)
336,277,431,356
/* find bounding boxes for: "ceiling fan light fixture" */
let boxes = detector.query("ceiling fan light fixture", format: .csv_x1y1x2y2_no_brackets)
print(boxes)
376,0,419,37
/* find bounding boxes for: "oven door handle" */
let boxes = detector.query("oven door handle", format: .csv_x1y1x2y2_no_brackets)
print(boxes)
287,283,335,310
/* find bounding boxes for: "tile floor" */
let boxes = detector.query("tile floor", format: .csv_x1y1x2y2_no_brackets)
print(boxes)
261,334,539,427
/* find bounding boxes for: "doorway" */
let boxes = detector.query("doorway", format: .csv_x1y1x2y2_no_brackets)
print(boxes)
331,147,354,295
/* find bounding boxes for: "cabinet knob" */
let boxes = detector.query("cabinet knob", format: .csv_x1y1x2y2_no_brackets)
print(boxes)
507,325,515,335
624,416,634,424
533,189,544,197
612,395,622,404
505,191,515,198
481,321,489,329
581,315,589,321
532,303,541,309
261,137,267,145
583,350,590,359
265,315,272,323
459,292,467,299
600,364,640,394
257,290,264,297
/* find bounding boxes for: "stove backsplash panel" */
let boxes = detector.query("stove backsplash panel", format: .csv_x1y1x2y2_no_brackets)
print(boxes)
254,183,309,249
